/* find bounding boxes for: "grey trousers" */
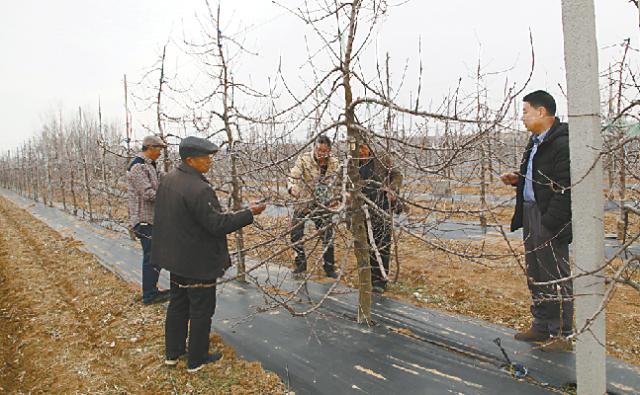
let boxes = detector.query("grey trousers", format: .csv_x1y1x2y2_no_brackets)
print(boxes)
523,202,573,336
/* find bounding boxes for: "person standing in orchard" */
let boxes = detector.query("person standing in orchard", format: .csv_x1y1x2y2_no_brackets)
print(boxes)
500,90,573,352
151,136,266,372
358,141,402,293
127,135,170,305
287,135,340,278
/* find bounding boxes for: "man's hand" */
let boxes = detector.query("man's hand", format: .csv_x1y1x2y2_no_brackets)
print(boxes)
386,190,397,203
288,186,300,198
382,187,397,203
249,202,267,216
500,172,519,186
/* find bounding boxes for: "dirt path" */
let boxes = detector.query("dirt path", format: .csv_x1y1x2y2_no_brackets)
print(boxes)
0,197,286,394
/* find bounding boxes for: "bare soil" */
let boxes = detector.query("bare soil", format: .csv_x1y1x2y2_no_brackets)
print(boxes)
0,197,286,394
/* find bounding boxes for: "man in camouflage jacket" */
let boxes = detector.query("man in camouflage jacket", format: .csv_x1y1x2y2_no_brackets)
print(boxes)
287,135,341,278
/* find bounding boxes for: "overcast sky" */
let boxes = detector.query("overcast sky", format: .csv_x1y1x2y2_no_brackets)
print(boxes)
0,0,637,151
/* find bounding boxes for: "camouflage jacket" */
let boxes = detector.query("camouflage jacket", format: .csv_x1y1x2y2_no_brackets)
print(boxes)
287,151,341,210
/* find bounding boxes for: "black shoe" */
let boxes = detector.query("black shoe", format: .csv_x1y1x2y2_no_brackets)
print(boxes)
143,289,171,305
372,285,385,294
325,270,338,279
292,266,306,275
165,351,186,367
372,282,387,293
187,352,223,373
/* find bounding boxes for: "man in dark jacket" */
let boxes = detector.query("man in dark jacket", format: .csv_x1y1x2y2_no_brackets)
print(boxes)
151,136,266,373
501,90,573,352
358,142,402,293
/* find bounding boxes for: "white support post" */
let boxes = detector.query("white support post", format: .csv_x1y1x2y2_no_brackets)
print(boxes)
561,1,607,394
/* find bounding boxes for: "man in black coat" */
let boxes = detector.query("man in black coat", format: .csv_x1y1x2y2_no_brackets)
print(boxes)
151,136,266,372
358,142,403,293
500,90,573,352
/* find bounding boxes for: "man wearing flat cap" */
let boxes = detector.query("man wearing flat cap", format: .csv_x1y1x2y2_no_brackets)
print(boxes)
127,135,170,305
151,136,266,373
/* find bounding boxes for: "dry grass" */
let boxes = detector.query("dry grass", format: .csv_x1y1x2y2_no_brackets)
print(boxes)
0,197,287,394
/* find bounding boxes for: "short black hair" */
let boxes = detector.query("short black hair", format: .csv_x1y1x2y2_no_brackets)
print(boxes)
523,90,556,116
316,134,332,148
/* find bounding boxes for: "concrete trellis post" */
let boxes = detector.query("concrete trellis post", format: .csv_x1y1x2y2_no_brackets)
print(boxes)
561,1,607,394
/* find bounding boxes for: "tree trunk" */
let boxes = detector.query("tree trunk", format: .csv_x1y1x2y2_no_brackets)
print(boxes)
65,140,78,216
78,108,93,221
343,0,371,325
479,141,488,233
215,5,247,282
45,146,54,207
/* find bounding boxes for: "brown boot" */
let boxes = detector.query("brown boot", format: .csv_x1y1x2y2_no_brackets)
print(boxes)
514,327,550,342
541,337,573,352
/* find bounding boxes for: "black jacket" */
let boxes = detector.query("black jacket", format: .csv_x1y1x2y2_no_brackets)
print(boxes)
359,154,403,210
511,118,572,243
151,163,254,280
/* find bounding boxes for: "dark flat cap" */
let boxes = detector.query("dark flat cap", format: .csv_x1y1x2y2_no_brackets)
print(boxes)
179,136,219,159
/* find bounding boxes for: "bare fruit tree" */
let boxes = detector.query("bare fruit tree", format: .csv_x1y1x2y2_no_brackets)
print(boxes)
0,1,638,363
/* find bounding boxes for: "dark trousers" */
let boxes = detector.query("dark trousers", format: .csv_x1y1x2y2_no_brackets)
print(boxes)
165,273,217,365
291,208,335,272
133,223,160,303
366,210,392,286
523,202,573,336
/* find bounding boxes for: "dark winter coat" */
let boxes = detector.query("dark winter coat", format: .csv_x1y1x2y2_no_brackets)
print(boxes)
151,163,254,280
359,152,403,210
511,118,572,243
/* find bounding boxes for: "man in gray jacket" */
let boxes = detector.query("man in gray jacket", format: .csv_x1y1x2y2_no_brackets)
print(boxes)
151,136,265,373
127,135,170,305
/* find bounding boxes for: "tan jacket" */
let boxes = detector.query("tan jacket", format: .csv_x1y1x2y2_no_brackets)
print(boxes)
287,151,341,209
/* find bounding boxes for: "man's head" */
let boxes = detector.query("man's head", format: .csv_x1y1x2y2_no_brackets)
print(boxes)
314,135,332,165
358,142,371,160
141,135,166,161
522,90,557,134
179,136,220,174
